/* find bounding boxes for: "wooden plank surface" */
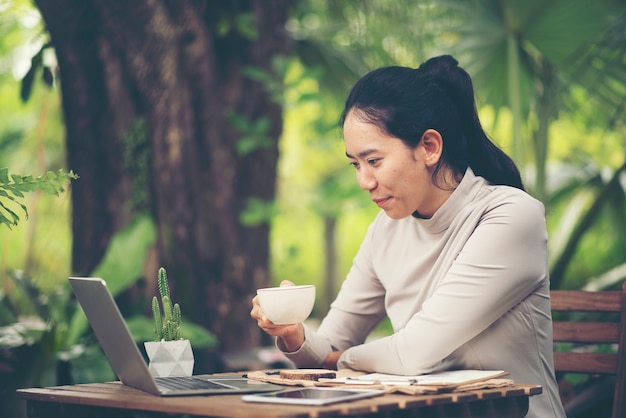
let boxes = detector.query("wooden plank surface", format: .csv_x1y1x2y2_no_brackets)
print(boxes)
553,351,618,374
552,321,620,343
17,381,541,418
550,290,622,311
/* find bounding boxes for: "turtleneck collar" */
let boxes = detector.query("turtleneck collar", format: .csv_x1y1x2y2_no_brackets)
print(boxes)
410,168,484,233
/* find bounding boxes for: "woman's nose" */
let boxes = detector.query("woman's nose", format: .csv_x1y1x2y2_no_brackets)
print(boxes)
357,168,377,190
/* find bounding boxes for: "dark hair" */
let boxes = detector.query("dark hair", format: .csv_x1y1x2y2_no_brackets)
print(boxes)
339,55,524,191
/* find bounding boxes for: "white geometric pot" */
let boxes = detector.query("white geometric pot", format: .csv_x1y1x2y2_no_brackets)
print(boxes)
144,339,194,377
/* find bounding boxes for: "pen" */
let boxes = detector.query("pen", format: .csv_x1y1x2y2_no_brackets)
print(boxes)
346,377,419,385
380,378,418,385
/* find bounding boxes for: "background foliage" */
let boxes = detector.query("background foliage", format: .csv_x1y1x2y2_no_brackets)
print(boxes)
0,1,625,417
0,0,623,338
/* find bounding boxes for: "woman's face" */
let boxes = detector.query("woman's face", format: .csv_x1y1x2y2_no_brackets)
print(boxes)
343,111,450,219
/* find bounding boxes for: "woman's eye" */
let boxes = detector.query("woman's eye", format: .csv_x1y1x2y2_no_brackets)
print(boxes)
349,161,359,168
367,158,379,165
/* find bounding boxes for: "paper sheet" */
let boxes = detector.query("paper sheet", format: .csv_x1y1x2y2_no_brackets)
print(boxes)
331,369,508,386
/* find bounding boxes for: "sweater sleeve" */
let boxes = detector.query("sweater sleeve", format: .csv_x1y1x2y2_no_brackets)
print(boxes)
280,213,388,367
338,193,548,374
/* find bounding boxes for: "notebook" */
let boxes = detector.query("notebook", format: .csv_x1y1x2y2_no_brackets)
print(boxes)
69,276,283,396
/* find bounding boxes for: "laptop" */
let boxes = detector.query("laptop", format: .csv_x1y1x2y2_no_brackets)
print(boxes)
69,276,283,396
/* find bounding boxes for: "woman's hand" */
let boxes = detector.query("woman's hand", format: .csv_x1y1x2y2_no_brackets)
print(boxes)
250,280,305,352
323,350,346,370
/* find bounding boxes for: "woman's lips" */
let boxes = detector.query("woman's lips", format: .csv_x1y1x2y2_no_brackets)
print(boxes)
373,197,391,208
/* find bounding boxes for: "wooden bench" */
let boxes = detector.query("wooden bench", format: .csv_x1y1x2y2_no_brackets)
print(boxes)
551,280,626,418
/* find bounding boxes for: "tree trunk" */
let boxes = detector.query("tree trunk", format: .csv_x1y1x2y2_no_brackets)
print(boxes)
35,0,290,354
322,215,338,315
35,0,136,277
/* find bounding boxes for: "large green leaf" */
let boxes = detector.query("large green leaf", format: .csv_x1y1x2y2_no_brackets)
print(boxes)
90,215,156,295
549,161,626,288
65,215,156,346
126,316,218,349
563,13,626,128
522,0,623,64
437,0,535,114
583,262,626,291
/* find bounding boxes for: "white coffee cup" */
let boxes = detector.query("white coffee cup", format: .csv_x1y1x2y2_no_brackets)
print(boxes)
257,285,316,325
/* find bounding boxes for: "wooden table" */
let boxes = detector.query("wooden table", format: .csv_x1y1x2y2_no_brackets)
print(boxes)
16,377,542,418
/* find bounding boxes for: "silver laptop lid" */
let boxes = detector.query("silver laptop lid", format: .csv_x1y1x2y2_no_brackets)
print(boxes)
69,277,160,395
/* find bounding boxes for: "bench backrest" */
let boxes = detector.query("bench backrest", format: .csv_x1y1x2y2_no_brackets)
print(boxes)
551,280,626,418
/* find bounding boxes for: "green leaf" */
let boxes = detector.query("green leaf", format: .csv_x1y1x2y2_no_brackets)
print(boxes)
0,168,8,184
0,189,14,200
180,321,218,349
228,112,250,131
522,0,622,64
235,13,258,40
0,202,21,225
240,198,276,226
65,215,157,346
242,67,272,84
0,211,17,229
92,215,157,295
252,117,270,133
0,168,78,229
235,135,273,155
38,182,59,195
20,64,36,102
128,316,220,349
7,186,25,198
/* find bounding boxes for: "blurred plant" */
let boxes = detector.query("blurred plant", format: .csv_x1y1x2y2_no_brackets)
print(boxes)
59,214,217,349
548,160,626,289
430,0,626,202
1,215,161,387
0,167,78,229
20,40,56,103
1,215,217,418
0,269,115,418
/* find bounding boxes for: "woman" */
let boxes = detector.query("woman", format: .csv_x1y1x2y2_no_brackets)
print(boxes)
251,55,565,417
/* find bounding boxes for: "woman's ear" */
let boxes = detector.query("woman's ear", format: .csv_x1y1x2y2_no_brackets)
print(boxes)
419,129,443,167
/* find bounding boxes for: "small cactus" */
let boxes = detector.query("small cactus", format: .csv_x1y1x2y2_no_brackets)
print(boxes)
152,267,182,341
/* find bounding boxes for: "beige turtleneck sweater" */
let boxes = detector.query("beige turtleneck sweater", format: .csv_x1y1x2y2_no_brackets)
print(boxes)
280,168,565,418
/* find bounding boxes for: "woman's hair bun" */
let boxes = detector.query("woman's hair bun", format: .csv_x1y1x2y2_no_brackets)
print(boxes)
418,55,459,77
417,55,473,117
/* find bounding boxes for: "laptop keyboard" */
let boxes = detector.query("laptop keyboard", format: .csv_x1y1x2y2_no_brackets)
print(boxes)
155,376,238,391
